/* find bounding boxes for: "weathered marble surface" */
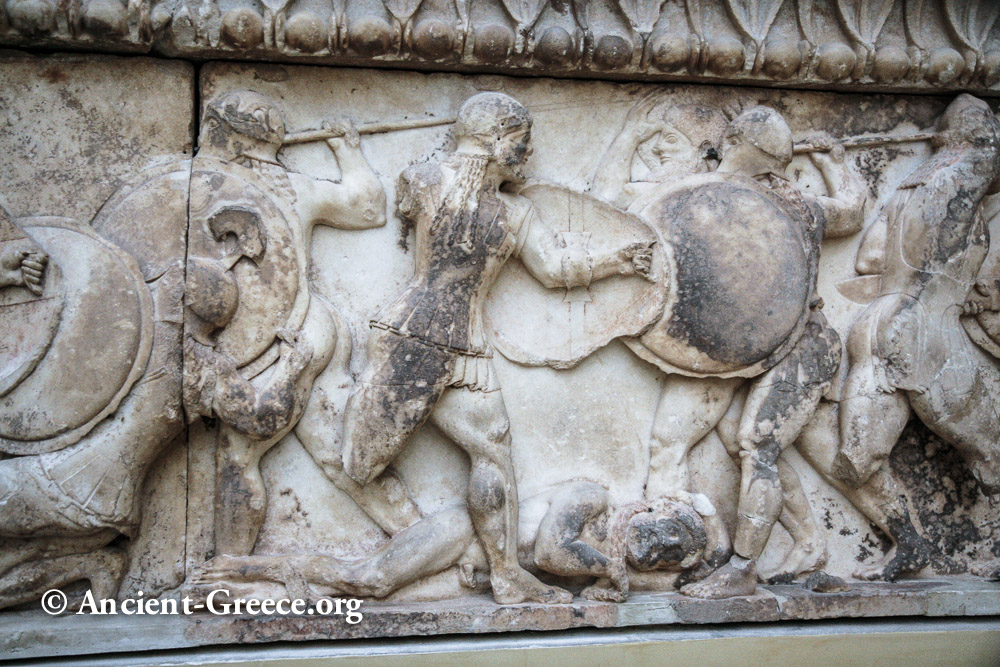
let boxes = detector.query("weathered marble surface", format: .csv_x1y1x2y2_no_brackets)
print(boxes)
1,51,1000,655
0,52,194,609
191,63,999,598
2,1,1000,94
2,579,999,660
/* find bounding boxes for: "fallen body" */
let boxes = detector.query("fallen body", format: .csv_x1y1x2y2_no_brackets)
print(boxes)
192,481,729,602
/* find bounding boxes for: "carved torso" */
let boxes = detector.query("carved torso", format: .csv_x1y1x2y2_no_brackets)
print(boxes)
374,162,530,355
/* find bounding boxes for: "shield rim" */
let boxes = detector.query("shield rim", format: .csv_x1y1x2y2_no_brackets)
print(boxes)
0,216,154,455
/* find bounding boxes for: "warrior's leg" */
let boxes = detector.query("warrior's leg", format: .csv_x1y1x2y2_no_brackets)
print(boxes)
717,387,826,582
0,532,115,577
430,387,572,605
684,314,839,599
533,481,626,601
295,306,421,535
332,506,474,598
763,460,828,582
797,402,933,580
194,507,474,598
647,375,740,499
0,532,123,611
908,341,1000,495
213,429,272,557
834,312,911,486
211,299,340,558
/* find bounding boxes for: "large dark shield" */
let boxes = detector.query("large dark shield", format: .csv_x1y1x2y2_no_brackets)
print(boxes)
626,172,813,378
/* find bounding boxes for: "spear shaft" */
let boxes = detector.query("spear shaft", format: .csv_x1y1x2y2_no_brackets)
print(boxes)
283,115,456,145
793,131,936,154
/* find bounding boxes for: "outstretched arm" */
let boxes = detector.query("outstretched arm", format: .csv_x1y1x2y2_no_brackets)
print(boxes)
517,206,653,289
289,122,387,231
802,139,868,238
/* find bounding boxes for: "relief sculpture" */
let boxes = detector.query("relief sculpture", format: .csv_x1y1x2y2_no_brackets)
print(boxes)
1,55,999,653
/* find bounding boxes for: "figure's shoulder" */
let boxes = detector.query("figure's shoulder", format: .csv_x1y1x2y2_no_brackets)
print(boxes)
398,161,445,191
397,161,445,221
498,189,534,235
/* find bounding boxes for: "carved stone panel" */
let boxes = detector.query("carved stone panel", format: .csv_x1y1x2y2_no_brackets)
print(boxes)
0,52,194,614
1,51,1000,660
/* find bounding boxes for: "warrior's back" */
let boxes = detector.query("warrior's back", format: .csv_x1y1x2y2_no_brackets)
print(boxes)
374,162,525,354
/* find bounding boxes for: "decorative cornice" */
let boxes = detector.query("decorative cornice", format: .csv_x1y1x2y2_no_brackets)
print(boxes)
2,0,999,94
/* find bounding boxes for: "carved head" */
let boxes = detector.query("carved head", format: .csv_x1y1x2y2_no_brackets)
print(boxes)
624,500,708,572
719,106,793,178
454,92,533,181
934,94,1000,153
200,90,287,161
642,103,728,176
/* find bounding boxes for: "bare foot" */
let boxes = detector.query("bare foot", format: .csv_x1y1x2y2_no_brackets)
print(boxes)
491,566,573,605
88,549,128,600
188,555,259,586
582,578,626,602
761,542,828,584
853,536,932,581
971,560,1000,582
458,563,490,591
583,559,628,602
680,556,758,599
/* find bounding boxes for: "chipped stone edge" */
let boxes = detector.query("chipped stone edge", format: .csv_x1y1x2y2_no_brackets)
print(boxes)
1,579,997,661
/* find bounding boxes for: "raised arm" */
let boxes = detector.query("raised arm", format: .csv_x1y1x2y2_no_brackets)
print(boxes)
855,205,890,276
802,139,868,238
516,204,653,289
591,94,661,208
288,121,387,231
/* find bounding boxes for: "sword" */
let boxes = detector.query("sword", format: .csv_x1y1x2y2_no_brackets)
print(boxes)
283,115,456,145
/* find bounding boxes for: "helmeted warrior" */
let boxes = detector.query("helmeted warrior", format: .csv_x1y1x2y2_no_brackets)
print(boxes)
837,95,1000,515
663,106,868,599
341,92,653,604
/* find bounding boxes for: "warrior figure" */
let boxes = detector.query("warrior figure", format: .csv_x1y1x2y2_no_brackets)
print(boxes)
185,90,413,568
830,95,1000,562
340,92,654,604
667,107,867,599
191,482,729,603
593,95,833,583
591,93,728,212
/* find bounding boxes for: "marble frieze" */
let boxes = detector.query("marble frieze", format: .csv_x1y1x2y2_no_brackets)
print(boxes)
0,48,999,658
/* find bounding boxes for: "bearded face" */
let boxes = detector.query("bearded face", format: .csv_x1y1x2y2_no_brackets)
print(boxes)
493,125,533,183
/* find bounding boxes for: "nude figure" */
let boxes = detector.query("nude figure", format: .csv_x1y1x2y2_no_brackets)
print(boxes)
192,481,729,603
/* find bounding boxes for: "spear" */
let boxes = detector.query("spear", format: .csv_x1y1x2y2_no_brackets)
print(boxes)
283,115,456,145
793,131,936,154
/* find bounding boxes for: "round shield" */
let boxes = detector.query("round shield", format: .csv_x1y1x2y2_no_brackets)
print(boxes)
92,158,192,282
0,232,62,398
486,182,667,369
188,158,308,369
0,217,153,454
629,172,812,377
